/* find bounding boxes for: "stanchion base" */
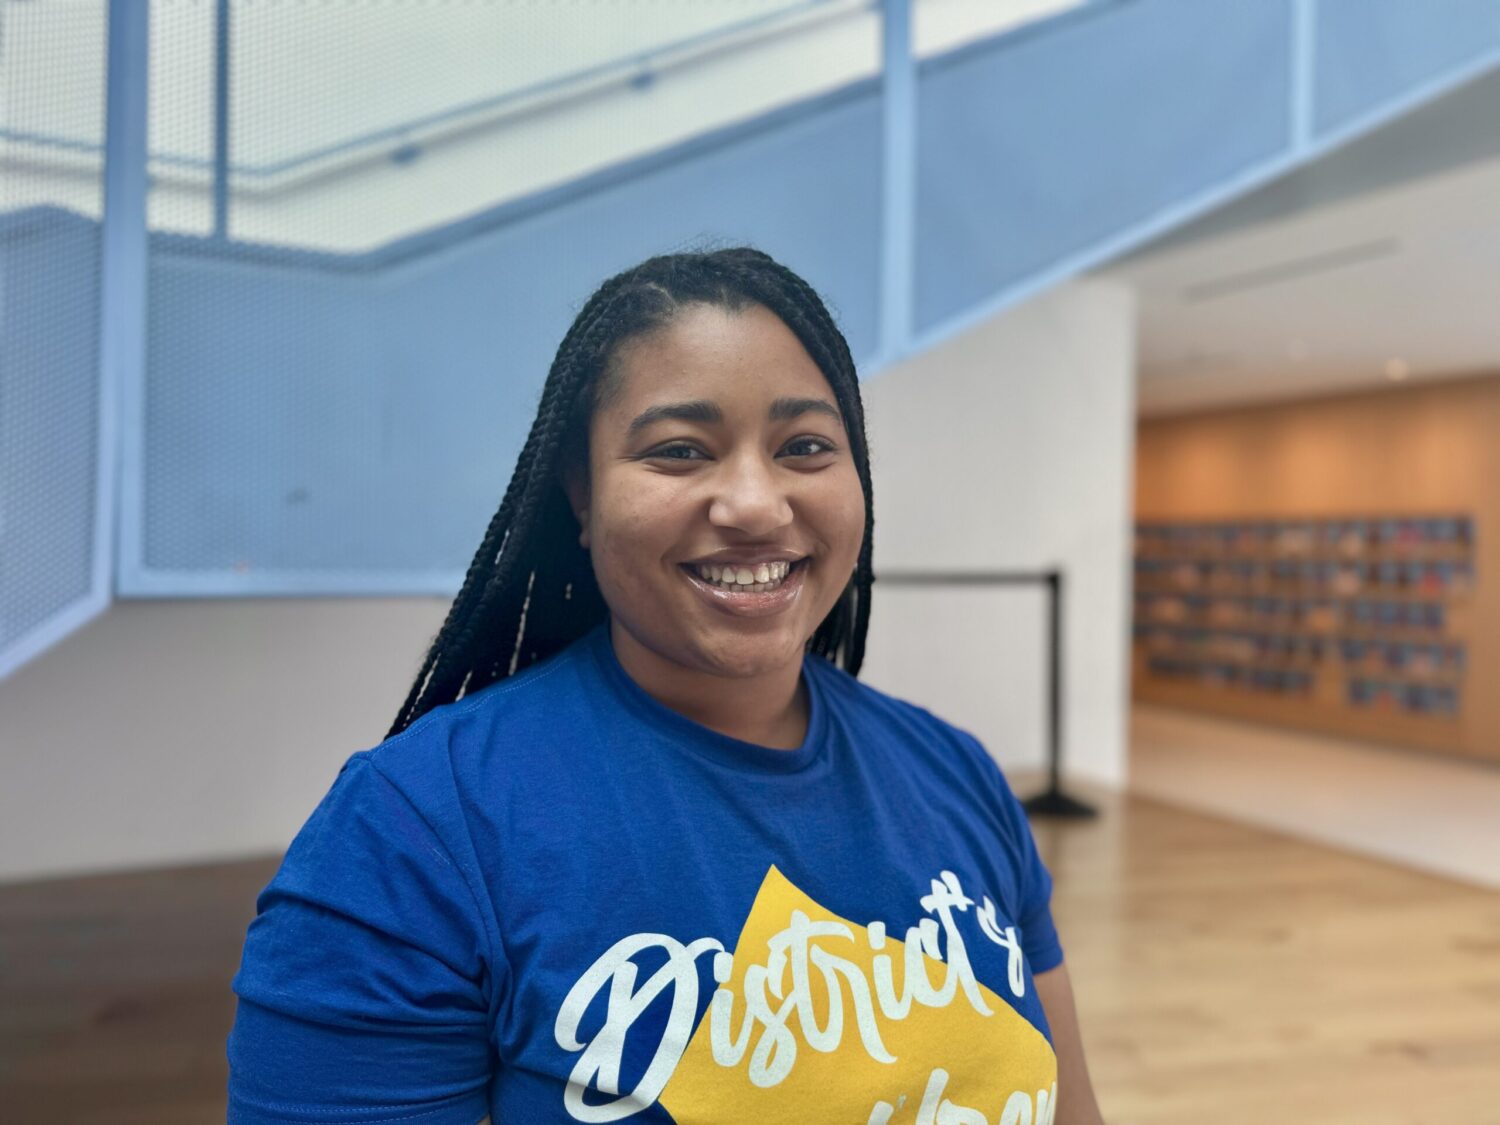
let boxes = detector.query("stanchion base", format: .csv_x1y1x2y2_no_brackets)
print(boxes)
1021,788,1098,819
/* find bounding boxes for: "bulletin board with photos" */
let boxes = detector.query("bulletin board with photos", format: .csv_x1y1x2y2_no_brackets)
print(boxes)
1130,514,1477,747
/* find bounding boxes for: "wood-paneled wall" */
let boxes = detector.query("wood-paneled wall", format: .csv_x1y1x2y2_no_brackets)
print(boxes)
1133,370,1500,763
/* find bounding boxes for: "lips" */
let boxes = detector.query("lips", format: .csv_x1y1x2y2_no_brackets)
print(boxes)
682,557,805,588
678,556,809,618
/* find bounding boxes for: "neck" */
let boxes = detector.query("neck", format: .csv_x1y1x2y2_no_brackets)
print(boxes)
608,618,810,750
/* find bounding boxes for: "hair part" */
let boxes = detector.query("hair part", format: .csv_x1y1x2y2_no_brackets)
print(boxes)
386,244,876,740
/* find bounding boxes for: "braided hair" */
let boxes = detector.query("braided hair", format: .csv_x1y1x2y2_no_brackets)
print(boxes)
386,245,876,739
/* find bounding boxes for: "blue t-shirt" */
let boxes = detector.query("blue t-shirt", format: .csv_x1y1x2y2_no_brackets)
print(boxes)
228,620,1064,1124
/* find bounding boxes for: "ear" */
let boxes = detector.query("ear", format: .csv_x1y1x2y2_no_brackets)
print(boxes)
561,461,591,550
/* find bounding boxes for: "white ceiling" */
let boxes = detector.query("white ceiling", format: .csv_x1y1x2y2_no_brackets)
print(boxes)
1100,66,1500,419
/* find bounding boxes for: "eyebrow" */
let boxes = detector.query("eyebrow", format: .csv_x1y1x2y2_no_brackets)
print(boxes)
626,396,843,438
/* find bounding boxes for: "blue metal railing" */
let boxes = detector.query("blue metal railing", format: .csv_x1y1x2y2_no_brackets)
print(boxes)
0,0,865,181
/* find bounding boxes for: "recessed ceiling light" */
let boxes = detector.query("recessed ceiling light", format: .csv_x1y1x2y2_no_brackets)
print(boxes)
1384,358,1410,381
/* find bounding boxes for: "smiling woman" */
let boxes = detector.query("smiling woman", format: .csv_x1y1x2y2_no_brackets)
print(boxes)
558,300,867,746
225,246,1101,1124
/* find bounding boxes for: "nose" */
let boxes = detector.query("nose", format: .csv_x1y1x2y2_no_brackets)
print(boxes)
707,448,794,536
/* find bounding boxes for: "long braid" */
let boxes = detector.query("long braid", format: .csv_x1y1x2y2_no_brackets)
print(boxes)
387,245,876,738
448,290,641,691
384,298,623,735
390,331,601,732
390,286,637,733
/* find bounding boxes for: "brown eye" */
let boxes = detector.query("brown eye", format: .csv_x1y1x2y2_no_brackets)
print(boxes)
647,444,705,461
786,437,838,456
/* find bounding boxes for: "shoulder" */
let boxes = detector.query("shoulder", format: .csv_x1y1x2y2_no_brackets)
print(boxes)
365,638,589,791
811,658,1040,873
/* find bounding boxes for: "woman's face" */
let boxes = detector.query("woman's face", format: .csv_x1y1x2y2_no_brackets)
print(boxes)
563,301,866,680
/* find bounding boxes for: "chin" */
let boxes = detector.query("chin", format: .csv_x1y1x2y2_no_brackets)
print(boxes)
697,631,804,677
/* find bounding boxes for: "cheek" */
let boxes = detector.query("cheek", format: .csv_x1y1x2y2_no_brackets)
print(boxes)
591,484,677,562
821,470,867,554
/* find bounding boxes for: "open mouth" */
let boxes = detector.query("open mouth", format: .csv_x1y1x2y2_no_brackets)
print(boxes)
679,556,810,594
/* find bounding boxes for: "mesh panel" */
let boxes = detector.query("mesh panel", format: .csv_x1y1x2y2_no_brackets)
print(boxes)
914,0,1292,334
147,0,879,250
0,1,106,674
914,0,1096,59
137,0,880,591
1313,0,1500,136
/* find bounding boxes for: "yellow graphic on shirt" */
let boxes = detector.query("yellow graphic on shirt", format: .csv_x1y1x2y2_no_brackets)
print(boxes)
657,866,1057,1125
552,863,1057,1124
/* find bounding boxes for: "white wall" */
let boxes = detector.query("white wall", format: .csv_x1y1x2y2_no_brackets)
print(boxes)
0,597,450,882
0,278,1135,883
858,278,1137,790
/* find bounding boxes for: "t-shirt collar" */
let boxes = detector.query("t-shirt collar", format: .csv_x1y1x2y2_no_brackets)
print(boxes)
584,619,829,776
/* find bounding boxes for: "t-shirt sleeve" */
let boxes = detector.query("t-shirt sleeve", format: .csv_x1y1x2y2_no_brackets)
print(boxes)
957,730,1066,976
226,752,495,1125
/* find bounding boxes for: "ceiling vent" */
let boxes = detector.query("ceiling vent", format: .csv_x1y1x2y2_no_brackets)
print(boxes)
1180,237,1401,304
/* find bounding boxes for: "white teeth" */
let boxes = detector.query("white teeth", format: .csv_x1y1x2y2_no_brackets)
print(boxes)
692,560,793,589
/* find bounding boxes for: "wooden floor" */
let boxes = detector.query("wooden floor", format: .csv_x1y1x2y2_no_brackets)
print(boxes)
1129,703,1500,891
2,786,1498,1124
1036,781,1500,1125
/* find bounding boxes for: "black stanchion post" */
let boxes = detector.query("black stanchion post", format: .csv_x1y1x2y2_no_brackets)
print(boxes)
1020,567,1097,818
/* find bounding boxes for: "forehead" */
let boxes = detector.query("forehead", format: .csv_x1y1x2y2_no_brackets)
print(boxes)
604,302,831,409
